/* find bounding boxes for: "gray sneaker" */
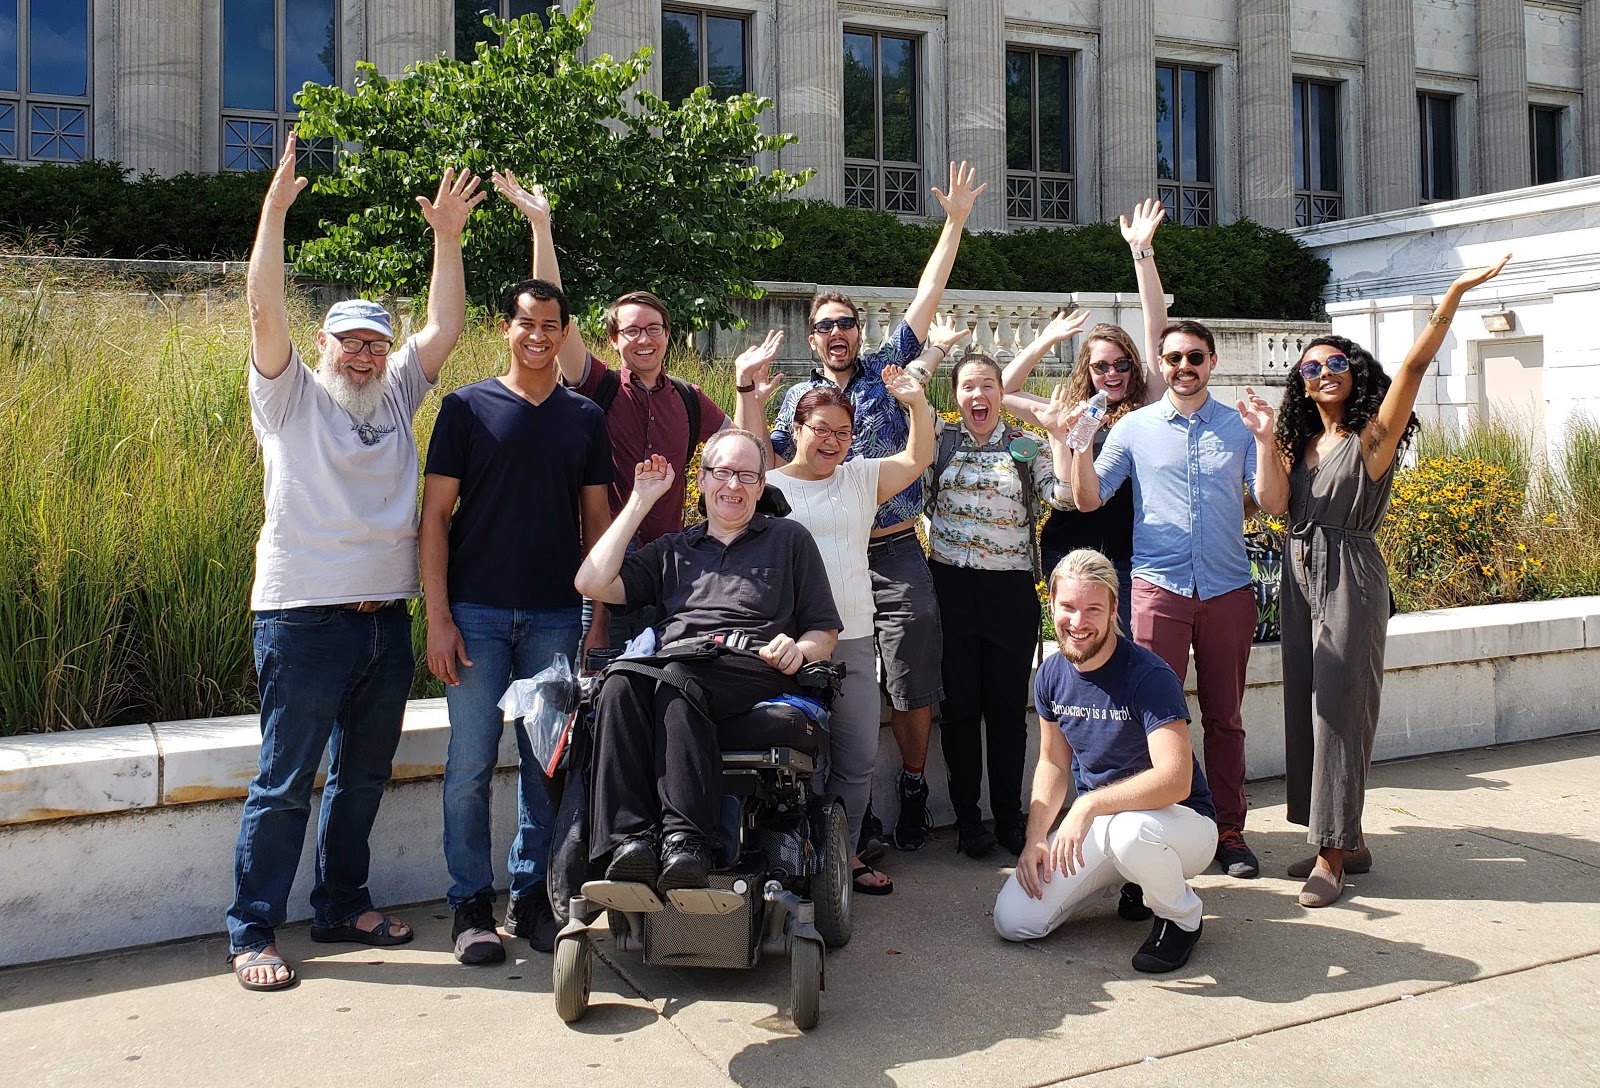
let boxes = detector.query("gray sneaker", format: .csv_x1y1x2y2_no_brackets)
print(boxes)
451,895,506,965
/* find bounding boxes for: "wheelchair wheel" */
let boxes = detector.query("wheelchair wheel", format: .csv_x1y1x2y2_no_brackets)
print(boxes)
790,938,823,1031
812,797,853,948
553,933,592,1024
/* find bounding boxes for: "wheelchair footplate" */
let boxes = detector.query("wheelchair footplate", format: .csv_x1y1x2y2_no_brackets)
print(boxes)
664,887,745,915
581,880,665,914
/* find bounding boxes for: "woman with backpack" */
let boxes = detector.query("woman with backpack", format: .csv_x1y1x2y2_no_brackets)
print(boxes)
927,347,1079,859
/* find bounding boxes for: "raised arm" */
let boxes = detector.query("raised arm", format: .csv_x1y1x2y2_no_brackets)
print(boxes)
575,456,673,605
877,364,935,501
1001,309,1092,428
410,168,487,381
902,161,988,342
1030,385,1083,510
493,169,590,386
731,330,787,466
246,134,309,379
1121,198,1169,403
1364,254,1513,478
1239,387,1290,516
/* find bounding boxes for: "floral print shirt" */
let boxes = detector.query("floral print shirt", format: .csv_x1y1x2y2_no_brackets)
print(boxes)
926,419,1070,572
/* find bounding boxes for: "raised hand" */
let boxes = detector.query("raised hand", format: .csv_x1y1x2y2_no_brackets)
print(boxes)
734,329,786,403
264,132,310,214
1119,197,1167,250
927,311,973,354
416,167,487,238
1035,384,1085,436
491,168,549,225
1038,308,1091,347
931,160,988,223
632,453,676,508
883,364,928,407
1450,252,1512,294
1237,385,1276,440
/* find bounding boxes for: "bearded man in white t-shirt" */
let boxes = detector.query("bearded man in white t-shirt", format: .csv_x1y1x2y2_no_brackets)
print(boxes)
227,133,484,992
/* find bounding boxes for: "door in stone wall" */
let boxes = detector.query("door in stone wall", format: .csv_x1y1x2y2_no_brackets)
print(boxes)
1477,337,1546,462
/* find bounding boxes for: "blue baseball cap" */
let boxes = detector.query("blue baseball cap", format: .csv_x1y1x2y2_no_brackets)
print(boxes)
322,299,394,338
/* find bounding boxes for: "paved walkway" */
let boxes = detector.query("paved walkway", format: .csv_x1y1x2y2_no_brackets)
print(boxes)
4,731,1598,1088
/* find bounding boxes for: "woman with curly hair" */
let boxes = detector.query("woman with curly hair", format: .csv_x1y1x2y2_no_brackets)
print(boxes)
1274,254,1510,907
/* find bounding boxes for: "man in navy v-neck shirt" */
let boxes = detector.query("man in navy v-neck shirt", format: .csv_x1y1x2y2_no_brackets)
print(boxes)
420,278,613,966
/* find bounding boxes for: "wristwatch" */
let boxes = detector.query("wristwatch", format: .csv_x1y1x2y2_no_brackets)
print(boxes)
1131,245,1154,261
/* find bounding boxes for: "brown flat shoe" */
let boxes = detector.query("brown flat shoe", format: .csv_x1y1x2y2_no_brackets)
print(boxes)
1297,865,1345,908
1287,845,1371,879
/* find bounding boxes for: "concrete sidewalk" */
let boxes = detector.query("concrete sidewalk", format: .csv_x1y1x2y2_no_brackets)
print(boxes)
3,732,1598,1088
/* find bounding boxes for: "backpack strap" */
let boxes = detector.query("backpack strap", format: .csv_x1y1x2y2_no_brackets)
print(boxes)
589,365,621,412
924,425,966,517
1006,427,1044,582
667,374,704,467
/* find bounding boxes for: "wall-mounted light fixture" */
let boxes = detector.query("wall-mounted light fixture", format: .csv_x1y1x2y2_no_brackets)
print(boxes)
1481,309,1516,334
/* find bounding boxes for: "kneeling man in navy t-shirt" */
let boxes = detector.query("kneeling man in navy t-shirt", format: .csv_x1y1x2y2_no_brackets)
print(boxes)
993,548,1217,973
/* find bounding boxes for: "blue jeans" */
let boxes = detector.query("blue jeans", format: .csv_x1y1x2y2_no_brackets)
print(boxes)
443,602,581,908
228,604,415,956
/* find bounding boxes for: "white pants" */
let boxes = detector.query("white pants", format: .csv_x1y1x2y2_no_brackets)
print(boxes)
815,636,879,849
993,805,1217,940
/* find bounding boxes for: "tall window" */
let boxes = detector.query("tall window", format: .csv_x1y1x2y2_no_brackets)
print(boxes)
1293,78,1342,225
1530,105,1563,186
456,1,551,62
1004,48,1074,224
662,7,747,103
0,1,92,162
222,0,337,172
843,29,920,215
1417,91,1458,202
1155,64,1214,225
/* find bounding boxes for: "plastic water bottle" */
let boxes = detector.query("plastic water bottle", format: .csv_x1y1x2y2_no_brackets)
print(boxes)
1065,391,1109,452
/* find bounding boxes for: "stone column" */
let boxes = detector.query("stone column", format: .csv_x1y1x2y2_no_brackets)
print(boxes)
1363,0,1419,213
366,3,450,77
1237,0,1293,228
1584,0,1600,174
777,0,844,203
112,0,203,175
1476,0,1530,193
1100,0,1157,222
584,0,662,102
946,0,1006,231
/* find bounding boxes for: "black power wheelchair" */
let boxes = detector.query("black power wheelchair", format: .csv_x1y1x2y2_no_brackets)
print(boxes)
547,648,853,1031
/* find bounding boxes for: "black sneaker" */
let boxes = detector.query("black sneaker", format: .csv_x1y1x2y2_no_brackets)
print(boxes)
857,802,888,864
1117,882,1154,922
993,818,1028,857
892,773,932,852
451,894,506,966
1215,829,1261,879
657,833,713,892
955,818,997,860
504,885,558,954
605,832,660,885
1131,917,1203,973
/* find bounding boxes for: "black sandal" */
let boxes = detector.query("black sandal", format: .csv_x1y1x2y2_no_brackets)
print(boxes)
309,913,414,947
852,864,894,896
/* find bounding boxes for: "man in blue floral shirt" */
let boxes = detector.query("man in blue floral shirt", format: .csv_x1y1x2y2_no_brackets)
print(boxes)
740,161,988,854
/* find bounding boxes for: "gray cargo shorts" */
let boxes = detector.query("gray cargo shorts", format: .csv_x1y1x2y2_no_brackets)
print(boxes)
867,527,944,711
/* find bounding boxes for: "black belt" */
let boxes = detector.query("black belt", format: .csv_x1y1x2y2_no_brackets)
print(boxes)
869,526,921,548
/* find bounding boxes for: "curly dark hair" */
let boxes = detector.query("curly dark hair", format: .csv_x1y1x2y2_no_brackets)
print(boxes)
1274,335,1419,465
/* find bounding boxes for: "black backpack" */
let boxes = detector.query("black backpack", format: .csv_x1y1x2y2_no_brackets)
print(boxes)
587,366,704,467
925,424,1043,580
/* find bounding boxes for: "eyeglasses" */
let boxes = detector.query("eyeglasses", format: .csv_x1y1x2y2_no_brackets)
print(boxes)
617,323,667,341
1160,349,1210,368
802,421,854,442
703,466,762,485
810,316,859,334
1091,358,1135,376
337,337,392,357
1298,353,1352,380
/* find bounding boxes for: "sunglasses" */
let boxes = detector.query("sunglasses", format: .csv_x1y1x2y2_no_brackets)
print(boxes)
1298,353,1352,380
811,316,859,334
1091,358,1135,376
1160,349,1210,368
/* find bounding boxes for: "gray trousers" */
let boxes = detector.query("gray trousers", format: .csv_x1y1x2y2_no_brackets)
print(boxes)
816,636,881,849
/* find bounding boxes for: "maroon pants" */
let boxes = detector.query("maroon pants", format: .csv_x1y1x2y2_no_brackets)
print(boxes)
1131,579,1256,833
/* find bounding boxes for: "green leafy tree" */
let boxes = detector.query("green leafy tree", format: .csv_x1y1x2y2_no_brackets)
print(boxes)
293,2,807,329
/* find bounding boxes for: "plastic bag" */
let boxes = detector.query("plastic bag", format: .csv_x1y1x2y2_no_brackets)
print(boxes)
498,653,580,777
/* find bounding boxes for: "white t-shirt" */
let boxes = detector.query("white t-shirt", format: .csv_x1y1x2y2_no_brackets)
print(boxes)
248,341,436,610
767,458,882,640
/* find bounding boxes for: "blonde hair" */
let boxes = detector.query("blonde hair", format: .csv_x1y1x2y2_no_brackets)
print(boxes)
1048,548,1123,636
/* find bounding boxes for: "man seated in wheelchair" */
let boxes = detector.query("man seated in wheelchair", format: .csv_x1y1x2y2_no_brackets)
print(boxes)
574,430,842,893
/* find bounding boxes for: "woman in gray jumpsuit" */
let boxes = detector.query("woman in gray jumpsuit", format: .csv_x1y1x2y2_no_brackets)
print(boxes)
1273,254,1510,908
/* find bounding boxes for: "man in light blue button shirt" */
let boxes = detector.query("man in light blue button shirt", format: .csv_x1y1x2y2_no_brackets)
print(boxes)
1070,320,1288,879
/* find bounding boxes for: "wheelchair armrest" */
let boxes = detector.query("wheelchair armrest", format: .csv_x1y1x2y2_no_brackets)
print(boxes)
722,748,815,775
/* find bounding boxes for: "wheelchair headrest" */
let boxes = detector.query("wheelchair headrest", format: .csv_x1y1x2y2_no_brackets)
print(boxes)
756,483,791,518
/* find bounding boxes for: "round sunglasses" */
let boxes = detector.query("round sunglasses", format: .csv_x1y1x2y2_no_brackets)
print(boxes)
1298,353,1351,381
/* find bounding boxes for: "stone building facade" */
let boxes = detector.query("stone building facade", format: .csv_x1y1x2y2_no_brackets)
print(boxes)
1,2,1590,229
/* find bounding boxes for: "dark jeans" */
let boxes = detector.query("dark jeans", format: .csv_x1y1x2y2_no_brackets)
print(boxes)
228,604,414,955
932,563,1039,831
588,652,800,859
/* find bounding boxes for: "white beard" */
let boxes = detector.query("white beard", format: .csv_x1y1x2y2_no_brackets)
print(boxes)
316,362,386,419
